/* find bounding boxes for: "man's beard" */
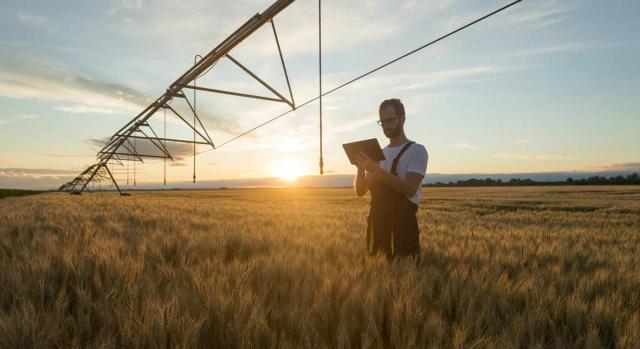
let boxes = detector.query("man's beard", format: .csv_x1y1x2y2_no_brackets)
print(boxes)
384,124,402,138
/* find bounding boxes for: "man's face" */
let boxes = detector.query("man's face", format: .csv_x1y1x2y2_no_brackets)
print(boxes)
379,105,404,138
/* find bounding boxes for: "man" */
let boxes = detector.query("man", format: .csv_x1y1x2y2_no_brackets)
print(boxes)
353,98,428,261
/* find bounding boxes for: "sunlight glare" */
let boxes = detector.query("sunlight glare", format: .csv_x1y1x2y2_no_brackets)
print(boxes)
270,159,306,181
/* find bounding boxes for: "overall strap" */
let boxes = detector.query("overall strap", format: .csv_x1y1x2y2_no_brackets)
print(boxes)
391,141,414,175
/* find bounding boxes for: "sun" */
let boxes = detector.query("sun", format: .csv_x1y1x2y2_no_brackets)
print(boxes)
270,159,306,181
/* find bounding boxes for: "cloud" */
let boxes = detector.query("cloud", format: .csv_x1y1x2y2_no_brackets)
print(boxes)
0,54,237,143
53,104,126,115
235,0,419,58
508,0,577,28
0,114,39,125
352,65,515,94
17,12,46,26
0,41,81,54
0,50,243,137
17,12,56,32
122,0,144,10
0,174,71,190
190,62,498,153
43,153,95,159
511,42,597,57
493,153,572,161
588,163,640,173
88,137,209,161
448,142,477,150
511,139,532,145
113,0,456,59
325,114,375,134
0,0,473,160
0,54,150,115
0,168,80,176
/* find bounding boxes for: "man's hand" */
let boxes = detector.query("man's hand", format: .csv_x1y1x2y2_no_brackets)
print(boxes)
368,170,384,182
354,151,380,174
355,150,423,197
353,151,378,197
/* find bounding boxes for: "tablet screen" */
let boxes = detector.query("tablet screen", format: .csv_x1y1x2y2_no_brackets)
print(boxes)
342,138,385,165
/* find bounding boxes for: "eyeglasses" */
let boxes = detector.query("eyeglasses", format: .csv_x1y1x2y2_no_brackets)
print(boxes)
377,116,403,126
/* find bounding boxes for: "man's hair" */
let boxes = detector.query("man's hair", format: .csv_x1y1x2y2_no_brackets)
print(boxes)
379,98,405,118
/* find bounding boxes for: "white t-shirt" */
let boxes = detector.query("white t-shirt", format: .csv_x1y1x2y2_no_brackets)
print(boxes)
366,141,429,205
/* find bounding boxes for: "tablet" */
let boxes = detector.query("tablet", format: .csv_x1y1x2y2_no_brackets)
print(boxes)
342,138,385,165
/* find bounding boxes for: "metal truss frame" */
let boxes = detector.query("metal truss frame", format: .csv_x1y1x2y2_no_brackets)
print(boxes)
60,0,296,195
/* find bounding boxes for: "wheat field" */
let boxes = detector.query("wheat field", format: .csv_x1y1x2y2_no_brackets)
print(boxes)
1,186,639,348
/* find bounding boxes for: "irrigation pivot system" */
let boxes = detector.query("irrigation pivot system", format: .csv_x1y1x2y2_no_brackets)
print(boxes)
60,0,297,195
60,0,524,195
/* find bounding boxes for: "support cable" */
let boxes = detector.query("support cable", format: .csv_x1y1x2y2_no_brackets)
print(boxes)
164,108,167,186
193,55,202,183
318,0,323,175
133,136,137,186
190,0,522,155
84,0,522,192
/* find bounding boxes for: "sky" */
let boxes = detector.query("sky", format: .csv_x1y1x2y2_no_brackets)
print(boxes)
0,0,639,189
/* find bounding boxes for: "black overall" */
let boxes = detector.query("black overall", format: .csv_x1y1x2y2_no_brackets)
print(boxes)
366,141,420,260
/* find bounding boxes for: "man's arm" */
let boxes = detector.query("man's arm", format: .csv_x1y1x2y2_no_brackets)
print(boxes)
370,169,423,197
354,167,369,197
355,147,427,198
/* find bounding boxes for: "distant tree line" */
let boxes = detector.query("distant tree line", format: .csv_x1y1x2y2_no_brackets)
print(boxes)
0,189,47,199
424,173,640,187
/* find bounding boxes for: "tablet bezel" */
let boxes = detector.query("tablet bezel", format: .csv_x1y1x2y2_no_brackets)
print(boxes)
342,138,385,165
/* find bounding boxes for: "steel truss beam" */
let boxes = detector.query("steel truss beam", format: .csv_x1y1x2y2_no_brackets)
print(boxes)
59,162,122,195
64,0,296,195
